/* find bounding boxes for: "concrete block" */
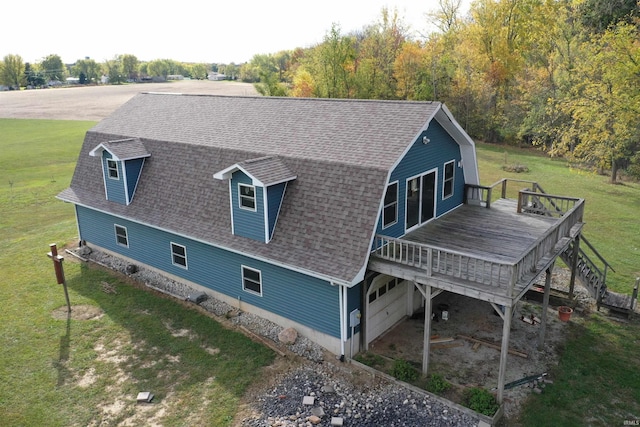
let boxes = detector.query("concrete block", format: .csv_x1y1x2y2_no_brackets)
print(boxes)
331,417,344,426
303,395,315,405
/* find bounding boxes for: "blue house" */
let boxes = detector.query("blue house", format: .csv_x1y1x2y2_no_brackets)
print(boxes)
59,94,588,402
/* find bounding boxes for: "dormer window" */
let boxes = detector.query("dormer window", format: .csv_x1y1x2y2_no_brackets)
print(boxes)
89,138,150,205
107,159,119,179
239,184,256,210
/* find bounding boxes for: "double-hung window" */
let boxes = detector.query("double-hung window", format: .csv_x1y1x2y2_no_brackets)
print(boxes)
239,184,256,210
107,159,119,179
443,160,455,199
171,243,188,269
382,182,398,228
114,224,128,247
242,266,262,295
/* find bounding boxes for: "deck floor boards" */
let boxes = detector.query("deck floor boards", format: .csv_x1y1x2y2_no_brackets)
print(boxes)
370,199,566,305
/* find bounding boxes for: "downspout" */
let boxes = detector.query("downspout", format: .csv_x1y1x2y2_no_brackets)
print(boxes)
337,283,346,361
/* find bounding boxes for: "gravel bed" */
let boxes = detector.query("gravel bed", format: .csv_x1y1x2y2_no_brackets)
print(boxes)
76,246,483,426
241,362,479,427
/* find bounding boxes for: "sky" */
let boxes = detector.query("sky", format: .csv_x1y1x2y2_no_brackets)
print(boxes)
1,0,471,65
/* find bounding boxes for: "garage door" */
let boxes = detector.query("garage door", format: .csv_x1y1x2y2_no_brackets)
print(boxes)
366,275,407,345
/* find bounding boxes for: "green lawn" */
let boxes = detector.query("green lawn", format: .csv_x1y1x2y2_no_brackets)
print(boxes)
0,119,275,427
1,119,638,426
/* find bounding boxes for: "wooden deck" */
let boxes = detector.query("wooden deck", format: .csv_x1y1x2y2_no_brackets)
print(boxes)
369,195,584,307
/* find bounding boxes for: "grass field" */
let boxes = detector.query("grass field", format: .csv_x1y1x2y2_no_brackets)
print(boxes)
1,118,638,426
0,119,275,426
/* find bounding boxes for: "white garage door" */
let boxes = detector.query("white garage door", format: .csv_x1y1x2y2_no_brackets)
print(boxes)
366,275,407,345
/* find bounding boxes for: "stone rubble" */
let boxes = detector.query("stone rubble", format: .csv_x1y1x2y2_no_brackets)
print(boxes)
76,246,482,426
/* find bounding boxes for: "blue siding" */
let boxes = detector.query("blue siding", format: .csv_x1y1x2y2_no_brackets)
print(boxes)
347,282,362,337
76,206,341,338
124,158,145,203
266,182,286,240
376,120,465,238
102,152,126,204
231,171,266,242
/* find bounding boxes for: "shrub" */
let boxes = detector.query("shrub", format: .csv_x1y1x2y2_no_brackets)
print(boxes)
354,352,384,368
391,359,418,382
426,373,451,394
463,387,500,416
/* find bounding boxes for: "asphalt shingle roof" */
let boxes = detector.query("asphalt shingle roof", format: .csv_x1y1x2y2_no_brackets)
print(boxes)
90,138,150,160
59,94,444,284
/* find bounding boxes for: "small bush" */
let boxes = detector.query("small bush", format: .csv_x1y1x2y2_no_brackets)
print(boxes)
463,387,500,416
426,373,451,394
391,359,418,382
502,163,529,173
354,352,384,368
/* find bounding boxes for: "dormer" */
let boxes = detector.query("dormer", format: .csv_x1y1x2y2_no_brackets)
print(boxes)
214,156,296,243
89,138,150,205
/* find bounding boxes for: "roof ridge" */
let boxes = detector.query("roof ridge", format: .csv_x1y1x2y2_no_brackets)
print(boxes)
139,92,440,105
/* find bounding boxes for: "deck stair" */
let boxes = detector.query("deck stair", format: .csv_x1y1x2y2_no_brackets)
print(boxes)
523,184,636,316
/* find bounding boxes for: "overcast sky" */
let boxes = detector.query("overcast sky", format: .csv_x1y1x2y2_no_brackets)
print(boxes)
2,0,470,65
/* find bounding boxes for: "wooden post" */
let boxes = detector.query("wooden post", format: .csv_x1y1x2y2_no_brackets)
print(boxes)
47,243,71,313
422,284,432,376
497,305,512,403
568,235,580,300
538,266,553,350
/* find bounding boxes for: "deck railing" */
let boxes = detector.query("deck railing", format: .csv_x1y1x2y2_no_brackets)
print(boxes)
372,190,584,296
465,178,546,208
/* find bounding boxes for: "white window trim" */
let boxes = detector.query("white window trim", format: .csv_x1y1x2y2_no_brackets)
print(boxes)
382,181,399,229
442,160,455,200
405,168,438,233
238,183,257,211
114,224,129,248
170,242,188,269
241,265,262,296
107,159,119,180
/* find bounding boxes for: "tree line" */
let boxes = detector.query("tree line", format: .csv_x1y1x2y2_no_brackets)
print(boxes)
2,0,638,182
244,0,640,183
0,54,235,88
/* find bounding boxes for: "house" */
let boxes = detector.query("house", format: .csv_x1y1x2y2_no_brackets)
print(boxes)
58,94,590,403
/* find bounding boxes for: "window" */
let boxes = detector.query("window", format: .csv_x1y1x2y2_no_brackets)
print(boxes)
242,266,262,295
170,243,188,269
114,224,128,247
443,160,455,199
107,159,119,179
239,184,256,210
382,182,398,228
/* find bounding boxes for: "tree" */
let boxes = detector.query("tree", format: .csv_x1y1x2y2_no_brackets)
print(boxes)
71,58,100,83
24,63,45,87
555,23,640,183
40,54,65,82
104,57,124,84
428,0,464,33
393,41,426,99
579,0,639,33
305,23,356,98
190,63,209,80
353,8,406,99
120,54,139,81
0,54,25,88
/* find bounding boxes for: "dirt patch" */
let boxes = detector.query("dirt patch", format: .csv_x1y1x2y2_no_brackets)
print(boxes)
51,304,104,320
368,267,593,420
0,80,258,121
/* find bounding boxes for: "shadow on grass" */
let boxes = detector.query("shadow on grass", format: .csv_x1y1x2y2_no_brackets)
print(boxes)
518,314,640,426
55,260,275,423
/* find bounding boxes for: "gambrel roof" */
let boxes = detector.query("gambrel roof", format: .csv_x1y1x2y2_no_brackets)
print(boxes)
58,93,477,285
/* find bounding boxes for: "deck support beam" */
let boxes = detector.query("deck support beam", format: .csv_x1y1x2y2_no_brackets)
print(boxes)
497,305,512,404
568,235,580,300
422,283,432,376
538,264,554,350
